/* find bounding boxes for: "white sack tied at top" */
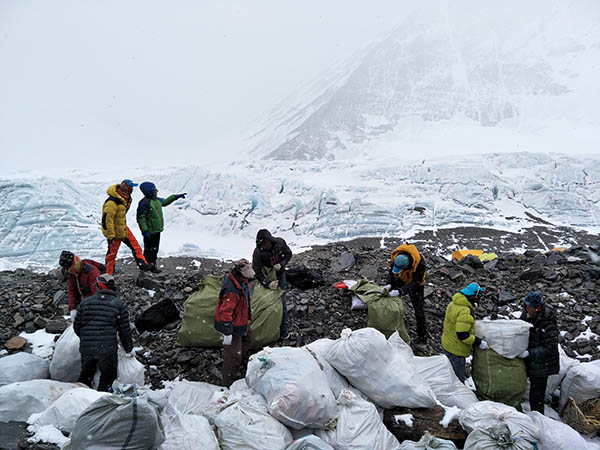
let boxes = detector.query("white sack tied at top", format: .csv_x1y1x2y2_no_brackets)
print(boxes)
474,319,532,359
316,389,401,450
325,328,437,409
459,400,542,444
246,346,337,429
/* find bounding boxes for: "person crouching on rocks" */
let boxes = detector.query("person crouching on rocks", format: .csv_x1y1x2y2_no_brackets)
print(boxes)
383,243,428,344
441,282,489,382
252,229,293,339
59,250,106,320
102,179,151,274
136,182,186,273
519,291,559,414
214,259,255,387
74,273,134,392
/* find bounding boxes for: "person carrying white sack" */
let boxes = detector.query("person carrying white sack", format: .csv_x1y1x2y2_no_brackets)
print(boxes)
441,282,488,382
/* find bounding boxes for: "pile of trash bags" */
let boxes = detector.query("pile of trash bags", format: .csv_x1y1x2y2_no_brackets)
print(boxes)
1,320,598,449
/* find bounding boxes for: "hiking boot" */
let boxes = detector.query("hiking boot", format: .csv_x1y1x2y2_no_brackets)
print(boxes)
150,264,162,274
280,330,290,340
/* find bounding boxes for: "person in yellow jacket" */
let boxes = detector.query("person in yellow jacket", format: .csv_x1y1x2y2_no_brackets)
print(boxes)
383,243,427,343
101,179,150,274
441,282,488,382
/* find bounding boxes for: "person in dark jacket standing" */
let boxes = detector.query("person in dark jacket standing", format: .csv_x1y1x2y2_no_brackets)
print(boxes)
73,273,133,392
214,259,255,387
519,291,559,414
384,244,428,344
136,182,186,272
59,250,106,319
252,229,293,339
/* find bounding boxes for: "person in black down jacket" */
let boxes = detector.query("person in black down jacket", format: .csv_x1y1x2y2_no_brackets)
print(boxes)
252,229,293,339
519,291,559,414
73,273,133,391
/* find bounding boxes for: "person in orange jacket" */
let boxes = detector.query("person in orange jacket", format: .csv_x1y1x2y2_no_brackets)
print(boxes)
101,179,150,274
384,243,428,343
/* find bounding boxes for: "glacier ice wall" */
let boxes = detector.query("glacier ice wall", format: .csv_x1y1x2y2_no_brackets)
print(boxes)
0,152,598,270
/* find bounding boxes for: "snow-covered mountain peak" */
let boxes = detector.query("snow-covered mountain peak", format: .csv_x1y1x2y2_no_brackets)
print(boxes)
247,3,600,161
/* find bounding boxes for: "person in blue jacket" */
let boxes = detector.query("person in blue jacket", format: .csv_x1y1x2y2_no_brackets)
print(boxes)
136,182,186,273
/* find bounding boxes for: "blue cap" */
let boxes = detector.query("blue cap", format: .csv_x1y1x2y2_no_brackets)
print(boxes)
524,291,543,307
392,255,409,273
460,282,483,297
122,179,138,187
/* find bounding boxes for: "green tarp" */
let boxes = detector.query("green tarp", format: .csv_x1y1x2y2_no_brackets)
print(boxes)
177,273,282,350
350,279,410,343
177,275,224,347
472,347,527,409
249,281,283,350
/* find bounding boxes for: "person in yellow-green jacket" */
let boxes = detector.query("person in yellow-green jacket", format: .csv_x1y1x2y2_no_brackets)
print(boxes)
441,282,488,382
136,182,186,273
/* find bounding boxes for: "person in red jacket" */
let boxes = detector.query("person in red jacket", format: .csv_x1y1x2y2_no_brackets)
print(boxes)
59,251,106,319
214,258,255,386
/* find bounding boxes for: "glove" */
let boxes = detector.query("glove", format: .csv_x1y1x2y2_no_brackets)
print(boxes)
479,340,489,350
222,334,233,346
273,263,281,271
176,193,187,199
142,231,150,238
70,310,77,320
382,284,392,292
518,350,529,358
268,280,279,290
389,290,400,297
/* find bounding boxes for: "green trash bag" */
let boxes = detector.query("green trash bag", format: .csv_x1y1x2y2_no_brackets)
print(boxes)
472,347,527,409
177,275,224,347
249,280,283,350
350,279,410,343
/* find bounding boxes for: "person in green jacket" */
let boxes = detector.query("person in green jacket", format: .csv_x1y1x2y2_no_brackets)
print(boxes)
136,182,186,273
441,282,488,382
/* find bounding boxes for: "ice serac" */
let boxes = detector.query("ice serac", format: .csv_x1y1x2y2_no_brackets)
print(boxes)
0,152,599,270
248,4,600,161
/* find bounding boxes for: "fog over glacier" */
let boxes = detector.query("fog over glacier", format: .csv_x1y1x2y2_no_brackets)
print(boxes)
1,0,599,270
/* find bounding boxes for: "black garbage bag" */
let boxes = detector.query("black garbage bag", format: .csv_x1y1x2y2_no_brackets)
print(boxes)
286,268,324,290
135,298,180,333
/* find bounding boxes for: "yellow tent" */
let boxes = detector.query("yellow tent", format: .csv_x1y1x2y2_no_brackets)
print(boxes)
451,249,483,261
552,246,569,252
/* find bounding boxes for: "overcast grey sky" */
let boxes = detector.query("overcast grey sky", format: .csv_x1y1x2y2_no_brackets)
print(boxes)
0,0,428,172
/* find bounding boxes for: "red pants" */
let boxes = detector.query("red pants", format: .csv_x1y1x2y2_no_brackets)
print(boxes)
105,227,147,274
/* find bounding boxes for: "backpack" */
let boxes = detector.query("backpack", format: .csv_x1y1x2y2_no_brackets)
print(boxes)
134,298,180,333
286,267,324,290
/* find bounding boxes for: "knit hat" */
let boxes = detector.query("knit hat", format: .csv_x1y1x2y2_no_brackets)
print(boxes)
460,282,483,297
524,291,544,307
392,254,409,273
97,273,117,291
59,250,74,269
